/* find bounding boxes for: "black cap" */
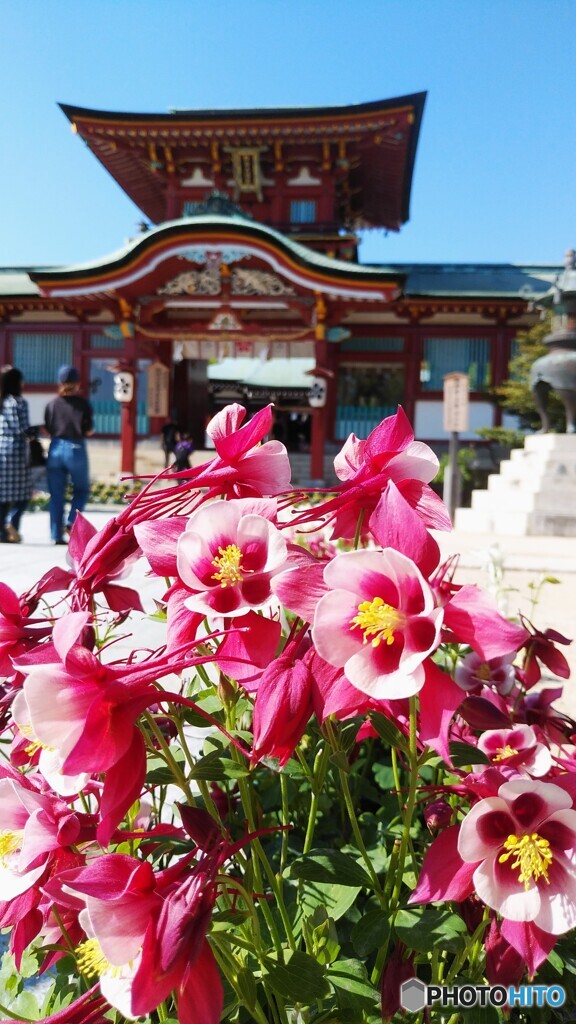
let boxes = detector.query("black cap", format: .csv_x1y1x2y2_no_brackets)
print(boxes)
57,365,80,385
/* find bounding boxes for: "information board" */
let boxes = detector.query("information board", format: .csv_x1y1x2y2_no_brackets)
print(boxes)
147,361,170,418
443,372,469,432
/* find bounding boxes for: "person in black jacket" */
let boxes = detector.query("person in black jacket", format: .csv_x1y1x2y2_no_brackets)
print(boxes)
44,366,94,545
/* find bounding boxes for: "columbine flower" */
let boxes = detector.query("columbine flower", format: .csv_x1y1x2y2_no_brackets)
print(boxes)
0,771,81,906
455,651,516,695
0,582,53,680
65,846,224,1024
289,407,450,539
477,725,552,777
518,621,572,689
202,402,291,495
251,630,313,765
458,779,576,934
311,548,443,699
177,498,289,617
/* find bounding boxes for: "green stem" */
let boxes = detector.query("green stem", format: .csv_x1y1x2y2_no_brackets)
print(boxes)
445,913,490,984
353,508,365,550
143,710,197,806
211,939,270,1024
279,772,291,875
390,745,404,815
382,838,401,907
324,719,383,897
226,692,296,954
302,742,331,855
389,695,419,914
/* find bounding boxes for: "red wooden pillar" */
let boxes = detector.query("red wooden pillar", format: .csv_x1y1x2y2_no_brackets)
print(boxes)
404,327,421,428
309,293,329,483
310,346,338,480
120,335,137,476
310,408,326,482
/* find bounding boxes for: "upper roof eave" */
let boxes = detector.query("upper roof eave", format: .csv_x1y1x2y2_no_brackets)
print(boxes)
60,94,426,230
59,93,427,127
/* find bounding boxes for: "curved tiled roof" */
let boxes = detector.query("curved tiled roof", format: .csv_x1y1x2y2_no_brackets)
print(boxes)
59,94,426,230
29,215,402,300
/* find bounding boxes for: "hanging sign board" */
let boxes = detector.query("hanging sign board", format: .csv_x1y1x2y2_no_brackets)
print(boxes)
147,361,170,417
443,372,469,432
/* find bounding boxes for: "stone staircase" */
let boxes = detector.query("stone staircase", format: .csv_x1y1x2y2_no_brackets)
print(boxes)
455,434,576,536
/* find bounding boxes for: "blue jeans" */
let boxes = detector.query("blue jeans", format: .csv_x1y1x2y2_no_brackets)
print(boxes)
47,438,90,542
9,500,28,531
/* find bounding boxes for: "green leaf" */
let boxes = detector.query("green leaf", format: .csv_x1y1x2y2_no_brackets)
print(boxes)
547,949,564,975
281,758,308,779
452,987,500,1024
7,989,42,1020
297,882,361,925
448,740,490,768
236,966,258,1010
395,906,467,954
289,850,373,888
372,763,396,791
310,909,341,965
329,750,350,773
189,750,249,781
327,958,378,1010
146,750,186,784
351,909,390,957
369,712,409,753
211,907,252,930
264,951,330,1002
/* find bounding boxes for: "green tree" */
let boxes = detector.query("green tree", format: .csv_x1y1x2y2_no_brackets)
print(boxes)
496,312,566,430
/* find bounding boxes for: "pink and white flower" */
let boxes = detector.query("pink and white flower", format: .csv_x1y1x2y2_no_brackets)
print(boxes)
458,779,576,934
203,402,291,496
289,407,451,539
455,651,516,695
63,847,224,1024
477,725,553,777
0,772,80,904
177,498,289,617
311,548,443,699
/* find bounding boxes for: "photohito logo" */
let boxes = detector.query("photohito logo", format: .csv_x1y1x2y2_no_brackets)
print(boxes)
400,978,565,1012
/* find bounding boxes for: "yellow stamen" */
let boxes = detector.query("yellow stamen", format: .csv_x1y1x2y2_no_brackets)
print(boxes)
499,832,553,890
0,831,22,866
76,938,114,979
492,745,519,762
350,597,406,648
211,544,246,587
477,663,491,681
24,740,44,758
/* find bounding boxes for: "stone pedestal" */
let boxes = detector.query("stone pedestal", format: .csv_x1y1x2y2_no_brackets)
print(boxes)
455,435,576,536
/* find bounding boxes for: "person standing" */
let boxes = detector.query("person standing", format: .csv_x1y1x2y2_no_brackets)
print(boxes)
160,416,180,468
172,432,194,472
44,365,94,545
0,366,32,543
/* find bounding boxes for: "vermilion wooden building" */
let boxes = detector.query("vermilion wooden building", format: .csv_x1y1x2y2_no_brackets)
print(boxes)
0,94,560,478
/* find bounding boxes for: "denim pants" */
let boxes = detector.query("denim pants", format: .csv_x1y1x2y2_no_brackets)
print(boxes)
47,438,90,542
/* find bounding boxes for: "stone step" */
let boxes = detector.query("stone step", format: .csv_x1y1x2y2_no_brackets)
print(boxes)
471,486,576,514
457,435,576,535
455,506,534,535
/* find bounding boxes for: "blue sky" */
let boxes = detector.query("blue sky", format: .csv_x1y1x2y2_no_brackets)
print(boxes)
0,0,573,268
